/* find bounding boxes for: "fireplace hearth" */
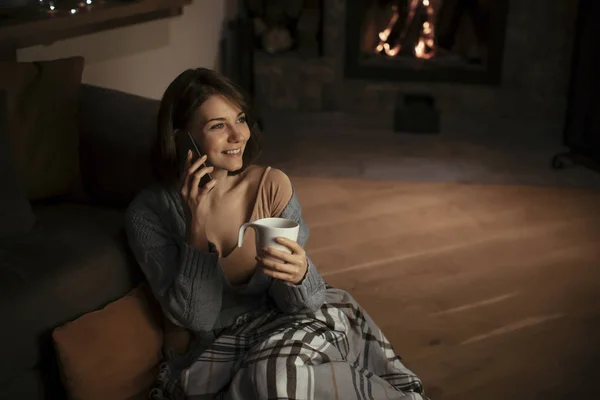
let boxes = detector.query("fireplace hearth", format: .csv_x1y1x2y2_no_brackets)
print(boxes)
345,0,510,84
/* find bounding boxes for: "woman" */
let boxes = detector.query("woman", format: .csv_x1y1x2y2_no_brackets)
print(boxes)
125,68,427,400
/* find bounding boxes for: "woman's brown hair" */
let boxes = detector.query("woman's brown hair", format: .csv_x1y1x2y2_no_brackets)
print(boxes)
152,68,262,188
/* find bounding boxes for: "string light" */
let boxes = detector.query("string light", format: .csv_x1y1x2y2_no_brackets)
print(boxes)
40,0,96,15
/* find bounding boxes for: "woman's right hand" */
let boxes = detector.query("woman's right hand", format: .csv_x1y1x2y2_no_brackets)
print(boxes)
180,150,217,225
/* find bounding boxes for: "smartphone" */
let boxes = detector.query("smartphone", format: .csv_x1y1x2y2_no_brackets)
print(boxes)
179,131,213,188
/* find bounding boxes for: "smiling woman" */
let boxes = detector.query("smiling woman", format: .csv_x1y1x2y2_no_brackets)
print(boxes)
153,68,262,191
189,95,250,177
124,68,427,400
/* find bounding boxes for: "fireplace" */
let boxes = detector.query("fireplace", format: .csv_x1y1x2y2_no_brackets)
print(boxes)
250,0,577,137
344,0,510,84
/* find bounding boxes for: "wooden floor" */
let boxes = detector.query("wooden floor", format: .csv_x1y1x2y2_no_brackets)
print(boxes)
291,176,600,399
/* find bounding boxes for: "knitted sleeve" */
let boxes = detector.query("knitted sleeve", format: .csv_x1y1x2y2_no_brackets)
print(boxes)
124,193,223,333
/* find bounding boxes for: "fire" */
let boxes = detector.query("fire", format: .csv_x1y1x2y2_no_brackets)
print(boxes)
374,0,437,59
418,1,436,59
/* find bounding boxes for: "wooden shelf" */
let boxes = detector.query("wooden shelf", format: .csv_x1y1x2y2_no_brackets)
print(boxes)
0,0,192,56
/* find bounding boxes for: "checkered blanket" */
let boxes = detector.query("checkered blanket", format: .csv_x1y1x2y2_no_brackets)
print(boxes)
150,288,428,400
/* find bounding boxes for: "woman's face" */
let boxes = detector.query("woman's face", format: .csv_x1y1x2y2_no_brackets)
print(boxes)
188,94,250,172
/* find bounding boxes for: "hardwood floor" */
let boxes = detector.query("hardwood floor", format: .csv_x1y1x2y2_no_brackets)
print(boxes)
291,176,600,399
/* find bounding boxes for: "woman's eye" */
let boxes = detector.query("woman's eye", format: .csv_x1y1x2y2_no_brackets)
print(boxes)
210,123,224,130
237,115,247,123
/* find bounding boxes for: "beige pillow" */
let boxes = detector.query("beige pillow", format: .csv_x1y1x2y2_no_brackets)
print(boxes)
52,284,164,400
0,56,84,201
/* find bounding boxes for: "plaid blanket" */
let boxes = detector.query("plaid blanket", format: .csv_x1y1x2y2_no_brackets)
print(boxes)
150,288,428,400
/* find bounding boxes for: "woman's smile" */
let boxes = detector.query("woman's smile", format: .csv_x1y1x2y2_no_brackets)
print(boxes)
221,147,243,157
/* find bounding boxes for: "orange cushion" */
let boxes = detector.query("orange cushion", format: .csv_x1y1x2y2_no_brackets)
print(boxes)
52,284,164,400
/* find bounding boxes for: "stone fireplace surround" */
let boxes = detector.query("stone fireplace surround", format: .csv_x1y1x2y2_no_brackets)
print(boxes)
253,0,578,137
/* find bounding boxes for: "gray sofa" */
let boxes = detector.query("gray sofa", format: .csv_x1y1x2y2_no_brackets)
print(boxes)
0,84,161,399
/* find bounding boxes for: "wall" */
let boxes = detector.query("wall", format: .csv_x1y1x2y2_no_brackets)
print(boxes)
17,0,232,100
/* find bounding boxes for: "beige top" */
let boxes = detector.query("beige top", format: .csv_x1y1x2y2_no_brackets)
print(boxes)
205,165,293,286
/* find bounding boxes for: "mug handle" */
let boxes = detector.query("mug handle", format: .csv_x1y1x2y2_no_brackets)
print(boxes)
238,222,256,248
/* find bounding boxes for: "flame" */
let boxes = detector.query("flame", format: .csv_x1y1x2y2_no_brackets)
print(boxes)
414,0,436,59
376,5,400,50
374,0,437,59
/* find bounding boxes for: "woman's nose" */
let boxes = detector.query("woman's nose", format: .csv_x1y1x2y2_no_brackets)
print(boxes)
228,125,245,141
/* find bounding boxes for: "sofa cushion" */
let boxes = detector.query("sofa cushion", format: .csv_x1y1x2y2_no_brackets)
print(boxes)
53,284,163,400
0,56,85,201
0,203,144,388
0,90,36,239
78,84,159,208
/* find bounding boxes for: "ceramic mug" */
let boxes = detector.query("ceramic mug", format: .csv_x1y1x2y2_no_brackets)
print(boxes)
238,218,299,262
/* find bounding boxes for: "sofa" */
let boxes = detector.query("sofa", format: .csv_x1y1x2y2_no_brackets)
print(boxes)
0,57,167,399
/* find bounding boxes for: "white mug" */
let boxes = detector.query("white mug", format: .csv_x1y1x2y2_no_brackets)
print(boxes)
238,218,299,262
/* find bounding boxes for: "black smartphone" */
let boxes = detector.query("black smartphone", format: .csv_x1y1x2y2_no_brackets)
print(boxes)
178,131,213,187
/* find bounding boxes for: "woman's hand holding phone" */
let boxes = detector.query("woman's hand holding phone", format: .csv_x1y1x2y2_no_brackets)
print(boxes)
180,150,218,251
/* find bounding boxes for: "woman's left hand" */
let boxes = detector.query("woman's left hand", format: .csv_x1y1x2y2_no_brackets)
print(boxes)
256,237,308,285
